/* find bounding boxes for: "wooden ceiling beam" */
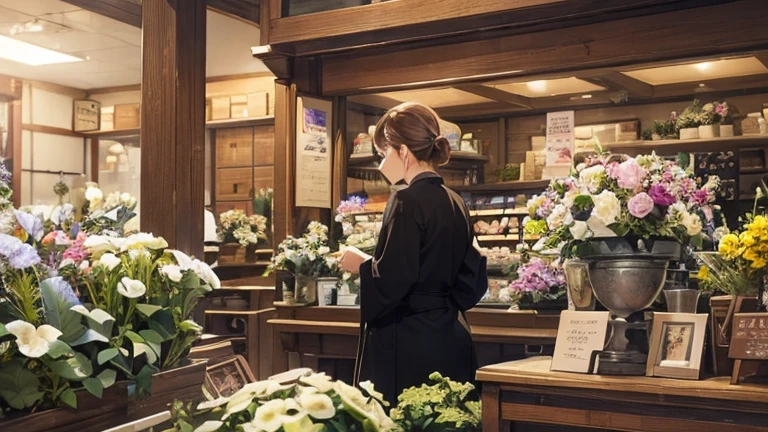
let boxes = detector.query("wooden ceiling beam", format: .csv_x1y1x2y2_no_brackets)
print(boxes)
579,71,655,97
62,0,260,28
453,84,533,109
321,1,768,95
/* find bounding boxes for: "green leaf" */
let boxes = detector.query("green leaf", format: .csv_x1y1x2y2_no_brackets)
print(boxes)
125,331,145,344
135,303,162,317
97,369,117,388
0,361,44,410
148,309,177,341
83,377,104,399
98,348,119,365
70,329,110,346
133,342,158,364
0,323,8,338
48,353,93,381
60,388,77,409
608,223,630,237
41,279,86,343
134,364,157,398
139,329,164,344
574,194,593,210
71,307,115,337
47,340,74,359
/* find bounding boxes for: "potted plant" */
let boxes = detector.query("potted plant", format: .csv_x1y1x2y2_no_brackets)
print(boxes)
267,222,336,305
170,372,398,432
698,101,721,138
495,163,521,182
677,100,704,140
252,188,273,247
0,169,220,430
217,210,268,264
715,102,735,137
647,111,679,141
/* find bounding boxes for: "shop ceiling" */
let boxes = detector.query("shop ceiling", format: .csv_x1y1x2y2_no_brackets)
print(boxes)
0,0,268,89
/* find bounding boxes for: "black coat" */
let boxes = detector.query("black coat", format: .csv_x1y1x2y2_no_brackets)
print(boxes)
354,173,485,405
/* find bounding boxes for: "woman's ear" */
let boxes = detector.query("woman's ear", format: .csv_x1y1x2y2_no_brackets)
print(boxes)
399,145,409,159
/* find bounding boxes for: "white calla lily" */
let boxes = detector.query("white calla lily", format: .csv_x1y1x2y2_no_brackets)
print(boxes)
298,392,335,420
160,264,184,283
117,277,146,298
193,421,223,432
98,253,121,271
252,399,287,432
197,396,230,410
300,373,334,393
6,320,62,358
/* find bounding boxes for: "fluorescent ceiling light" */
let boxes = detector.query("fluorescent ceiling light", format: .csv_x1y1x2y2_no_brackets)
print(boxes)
526,80,548,93
695,62,711,71
0,35,83,66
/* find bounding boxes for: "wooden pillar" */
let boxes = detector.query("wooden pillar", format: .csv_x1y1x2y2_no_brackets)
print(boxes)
7,100,21,208
272,82,296,246
140,0,206,258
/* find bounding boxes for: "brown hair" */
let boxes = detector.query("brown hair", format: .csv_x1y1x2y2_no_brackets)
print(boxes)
373,102,451,166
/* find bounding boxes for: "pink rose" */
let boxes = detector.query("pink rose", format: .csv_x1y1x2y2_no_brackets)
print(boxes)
628,192,655,218
616,159,647,190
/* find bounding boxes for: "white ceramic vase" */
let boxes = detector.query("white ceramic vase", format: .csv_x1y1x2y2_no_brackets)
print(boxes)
720,124,735,137
698,124,720,139
679,128,700,140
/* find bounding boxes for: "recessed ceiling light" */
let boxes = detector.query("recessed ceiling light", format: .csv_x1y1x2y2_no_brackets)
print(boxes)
0,35,83,66
695,62,711,71
526,80,548,93
582,94,593,99
699,83,706,87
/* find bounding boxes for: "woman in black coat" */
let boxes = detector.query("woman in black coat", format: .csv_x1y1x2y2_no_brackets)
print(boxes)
340,102,487,405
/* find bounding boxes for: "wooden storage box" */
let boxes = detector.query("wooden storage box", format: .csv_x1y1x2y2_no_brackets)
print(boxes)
216,127,253,167
217,167,253,201
114,103,140,130
101,106,115,131
247,92,269,117
211,96,231,120
230,94,248,119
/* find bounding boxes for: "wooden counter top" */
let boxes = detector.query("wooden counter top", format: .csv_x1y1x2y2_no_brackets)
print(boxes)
477,357,768,431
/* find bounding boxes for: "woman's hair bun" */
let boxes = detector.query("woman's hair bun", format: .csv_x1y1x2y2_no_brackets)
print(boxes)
430,136,451,166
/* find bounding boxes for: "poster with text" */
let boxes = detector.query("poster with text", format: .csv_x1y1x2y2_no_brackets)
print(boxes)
295,97,332,209
546,111,575,167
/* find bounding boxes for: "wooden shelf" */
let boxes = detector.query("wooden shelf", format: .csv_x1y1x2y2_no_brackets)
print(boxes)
455,179,550,193
83,128,141,138
206,116,275,129
470,208,529,217
347,154,379,167
604,135,768,156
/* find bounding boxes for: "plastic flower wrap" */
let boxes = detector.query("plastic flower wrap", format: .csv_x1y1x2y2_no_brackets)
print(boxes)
390,372,480,432
218,209,268,247
524,145,720,257
172,373,398,432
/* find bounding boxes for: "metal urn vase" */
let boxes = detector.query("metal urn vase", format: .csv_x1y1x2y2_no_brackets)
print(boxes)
563,259,595,311
582,238,680,376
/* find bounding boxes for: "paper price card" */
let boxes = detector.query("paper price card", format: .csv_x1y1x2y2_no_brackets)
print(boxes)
551,311,610,373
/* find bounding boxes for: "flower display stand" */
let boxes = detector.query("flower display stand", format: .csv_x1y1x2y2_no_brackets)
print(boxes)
710,295,757,377
219,243,258,264
0,361,207,432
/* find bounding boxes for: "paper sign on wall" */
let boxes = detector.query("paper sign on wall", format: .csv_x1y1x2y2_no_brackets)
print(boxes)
551,311,610,373
295,96,332,209
545,110,575,167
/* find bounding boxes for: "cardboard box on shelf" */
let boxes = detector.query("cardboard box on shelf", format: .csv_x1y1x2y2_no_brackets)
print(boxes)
230,94,248,119
114,103,140,130
211,96,231,120
247,92,269,117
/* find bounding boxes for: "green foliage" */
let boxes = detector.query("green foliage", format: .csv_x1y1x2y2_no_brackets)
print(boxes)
41,278,86,343
390,372,481,432
0,361,44,410
495,164,520,182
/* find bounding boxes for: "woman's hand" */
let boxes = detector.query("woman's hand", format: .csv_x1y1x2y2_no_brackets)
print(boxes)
338,246,372,273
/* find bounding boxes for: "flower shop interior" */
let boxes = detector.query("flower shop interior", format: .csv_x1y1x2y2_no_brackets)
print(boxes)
3,0,768,431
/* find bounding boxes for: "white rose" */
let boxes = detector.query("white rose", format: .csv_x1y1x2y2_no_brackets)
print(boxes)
570,220,589,240
98,253,121,271
120,192,132,203
591,190,621,226
682,211,703,236
587,215,618,238
161,264,184,283
562,189,579,208
117,277,146,298
85,187,103,203
578,165,606,193
546,204,568,230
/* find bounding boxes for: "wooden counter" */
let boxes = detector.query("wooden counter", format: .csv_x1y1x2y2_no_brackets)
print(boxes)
477,356,768,432
268,305,559,382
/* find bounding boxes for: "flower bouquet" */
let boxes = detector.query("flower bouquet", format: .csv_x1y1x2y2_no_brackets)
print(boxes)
335,197,381,256
171,373,397,432
80,184,138,236
525,146,719,259
390,372,481,432
498,257,567,312
217,210,268,264
676,99,705,139
268,222,337,304
252,189,273,246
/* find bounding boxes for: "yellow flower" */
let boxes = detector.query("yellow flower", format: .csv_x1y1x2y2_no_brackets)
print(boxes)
749,215,768,232
697,266,709,281
739,232,756,248
719,233,741,258
752,258,767,270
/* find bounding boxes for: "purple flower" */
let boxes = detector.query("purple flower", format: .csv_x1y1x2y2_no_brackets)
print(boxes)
536,198,555,218
508,258,565,293
628,193,655,218
9,243,40,269
14,210,43,242
649,184,676,207
0,233,22,257
690,189,709,205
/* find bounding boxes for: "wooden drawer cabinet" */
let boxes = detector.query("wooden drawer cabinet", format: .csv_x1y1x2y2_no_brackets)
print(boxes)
217,167,253,201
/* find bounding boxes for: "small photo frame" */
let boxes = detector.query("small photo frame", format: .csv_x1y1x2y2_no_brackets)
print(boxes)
204,355,255,398
316,278,338,306
647,312,708,380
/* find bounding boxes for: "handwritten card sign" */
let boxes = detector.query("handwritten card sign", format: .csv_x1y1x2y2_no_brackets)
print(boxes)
545,110,574,167
729,312,768,360
551,311,610,373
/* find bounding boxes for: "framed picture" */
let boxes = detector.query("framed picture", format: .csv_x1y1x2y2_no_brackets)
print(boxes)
204,355,255,398
73,100,101,132
647,312,708,380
